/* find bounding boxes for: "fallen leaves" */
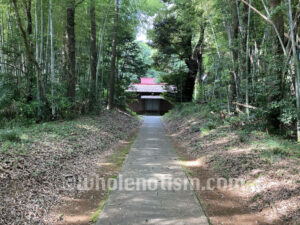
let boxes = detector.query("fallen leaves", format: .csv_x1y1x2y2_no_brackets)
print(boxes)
0,110,139,225
164,111,300,225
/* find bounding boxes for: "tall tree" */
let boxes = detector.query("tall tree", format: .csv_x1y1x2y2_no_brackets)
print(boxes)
192,13,206,102
39,0,43,65
12,0,48,106
244,0,251,118
222,0,240,104
270,0,285,97
154,9,206,101
285,0,300,141
34,0,41,117
25,0,34,102
50,0,55,117
269,0,285,128
66,0,76,102
89,0,97,110
107,0,119,110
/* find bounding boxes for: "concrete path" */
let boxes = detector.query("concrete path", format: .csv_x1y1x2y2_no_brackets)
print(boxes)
96,116,209,225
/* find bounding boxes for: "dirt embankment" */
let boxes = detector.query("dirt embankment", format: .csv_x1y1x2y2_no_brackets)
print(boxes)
164,111,300,225
0,110,140,225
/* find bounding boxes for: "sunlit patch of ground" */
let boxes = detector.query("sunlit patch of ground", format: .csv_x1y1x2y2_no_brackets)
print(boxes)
180,160,202,167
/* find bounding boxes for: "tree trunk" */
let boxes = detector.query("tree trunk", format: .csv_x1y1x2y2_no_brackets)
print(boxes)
184,20,206,103
96,7,110,105
12,0,48,107
89,0,97,111
66,0,76,102
25,0,34,103
193,18,206,102
39,0,43,65
107,0,119,110
26,0,33,35
0,15,4,73
34,0,41,117
270,0,285,99
269,0,285,129
244,0,251,118
184,57,198,102
230,0,240,103
34,0,39,63
50,0,55,118
45,12,50,91
285,0,300,141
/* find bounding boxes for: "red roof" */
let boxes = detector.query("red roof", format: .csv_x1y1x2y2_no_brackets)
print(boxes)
126,84,167,93
126,77,177,93
133,78,166,86
140,78,156,85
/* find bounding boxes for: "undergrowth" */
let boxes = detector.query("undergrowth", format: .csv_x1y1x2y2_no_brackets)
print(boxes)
165,103,300,160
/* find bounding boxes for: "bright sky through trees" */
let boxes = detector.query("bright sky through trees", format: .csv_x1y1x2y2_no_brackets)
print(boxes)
136,14,155,43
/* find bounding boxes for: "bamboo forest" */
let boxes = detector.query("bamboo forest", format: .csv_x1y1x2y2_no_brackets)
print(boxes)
0,0,299,224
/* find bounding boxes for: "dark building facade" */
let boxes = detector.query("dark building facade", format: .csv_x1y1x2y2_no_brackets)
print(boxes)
126,78,175,115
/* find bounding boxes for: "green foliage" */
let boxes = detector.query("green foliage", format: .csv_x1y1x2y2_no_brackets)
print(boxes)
0,130,21,142
252,133,300,159
206,120,217,130
15,101,40,120
228,116,243,128
119,41,150,81
151,0,300,140
166,100,300,161
259,146,291,160
0,0,159,124
55,97,75,120
190,124,201,133
138,0,165,16
237,130,250,143
0,73,14,108
164,103,221,131
277,98,297,125
160,65,187,103
0,73,17,122
1,0,299,143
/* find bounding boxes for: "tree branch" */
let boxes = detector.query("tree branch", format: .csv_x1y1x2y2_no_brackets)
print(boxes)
238,0,287,55
232,102,257,109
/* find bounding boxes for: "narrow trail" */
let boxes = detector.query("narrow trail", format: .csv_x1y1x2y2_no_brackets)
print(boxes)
96,116,209,225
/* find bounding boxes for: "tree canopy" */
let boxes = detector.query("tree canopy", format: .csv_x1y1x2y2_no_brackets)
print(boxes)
0,0,299,139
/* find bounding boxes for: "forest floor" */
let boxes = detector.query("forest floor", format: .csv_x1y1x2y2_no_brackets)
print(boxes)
0,110,140,225
164,104,300,225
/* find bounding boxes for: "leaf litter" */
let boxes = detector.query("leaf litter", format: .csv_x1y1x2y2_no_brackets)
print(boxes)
0,110,140,225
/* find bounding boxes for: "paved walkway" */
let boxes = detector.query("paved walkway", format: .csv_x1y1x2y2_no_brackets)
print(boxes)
96,116,209,225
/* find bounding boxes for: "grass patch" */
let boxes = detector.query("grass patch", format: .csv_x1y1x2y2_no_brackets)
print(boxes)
107,133,137,169
251,133,300,159
0,130,21,142
237,130,250,143
200,127,211,137
91,192,110,224
164,103,217,122
206,121,217,130
190,124,201,133
0,117,103,155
